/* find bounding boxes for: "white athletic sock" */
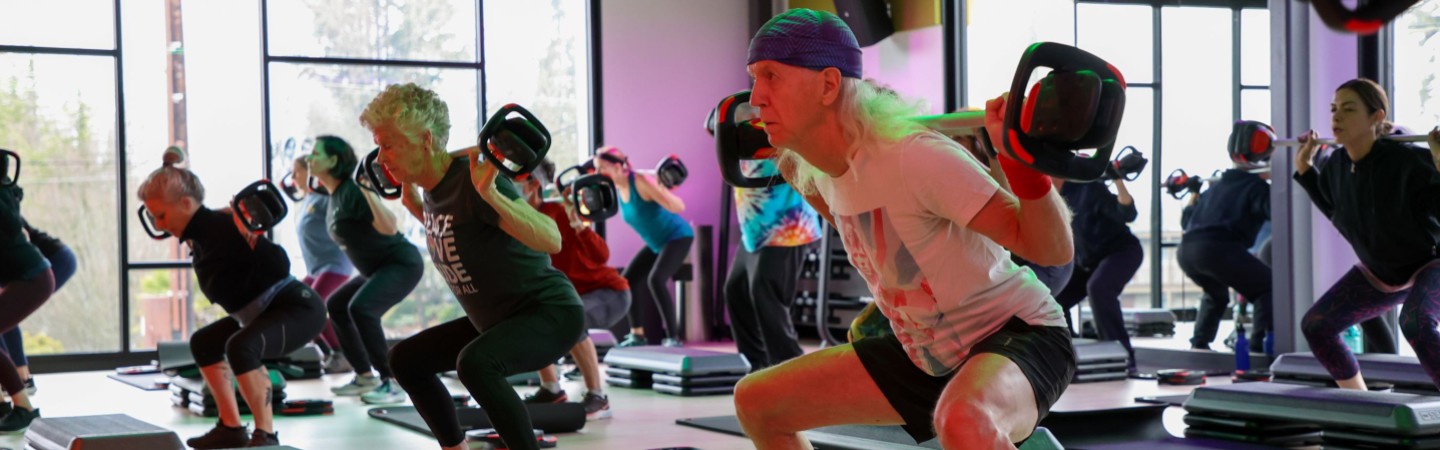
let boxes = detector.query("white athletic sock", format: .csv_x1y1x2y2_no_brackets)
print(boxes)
541,381,562,394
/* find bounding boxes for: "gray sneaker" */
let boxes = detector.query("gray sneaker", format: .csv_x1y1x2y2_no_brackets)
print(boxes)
330,373,381,396
360,379,407,404
582,392,611,420
661,338,683,348
323,353,353,374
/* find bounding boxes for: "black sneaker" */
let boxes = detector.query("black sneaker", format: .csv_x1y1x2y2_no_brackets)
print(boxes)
563,367,582,381
523,387,567,404
248,429,280,447
0,406,38,433
582,392,611,420
185,421,249,449
0,402,13,418
23,378,35,396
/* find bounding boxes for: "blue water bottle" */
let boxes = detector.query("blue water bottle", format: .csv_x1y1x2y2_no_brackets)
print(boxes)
1263,331,1275,356
1235,323,1251,371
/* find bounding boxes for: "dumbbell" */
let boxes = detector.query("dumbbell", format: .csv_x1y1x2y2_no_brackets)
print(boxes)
1301,0,1420,35
905,43,1129,182
555,162,619,220
279,172,304,202
231,180,289,232
1103,146,1148,181
1163,169,1204,200
554,161,597,193
137,206,171,240
1229,118,1431,159
279,171,327,201
356,148,402,200
477,103,551,179
0,149,19,187
712,91,784,188
569,173,618,220
655,155,688,189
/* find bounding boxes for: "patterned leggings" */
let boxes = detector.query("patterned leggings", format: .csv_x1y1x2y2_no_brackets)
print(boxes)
1301,263,1440,387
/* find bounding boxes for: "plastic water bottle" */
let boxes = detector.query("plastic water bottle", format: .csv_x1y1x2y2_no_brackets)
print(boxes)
1235,324,1251,371
1343,325,1365,354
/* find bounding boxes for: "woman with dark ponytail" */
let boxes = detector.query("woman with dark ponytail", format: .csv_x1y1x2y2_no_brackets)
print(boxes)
138,147,326,448
305,135,423,404
1294,78,1440,391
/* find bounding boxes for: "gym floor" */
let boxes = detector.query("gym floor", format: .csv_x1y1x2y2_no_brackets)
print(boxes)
6,339,1219,450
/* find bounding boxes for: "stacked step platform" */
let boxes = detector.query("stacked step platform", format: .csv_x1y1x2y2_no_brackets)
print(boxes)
603,346,750,396
1271,352,1440,395
1184,381,1440,449
1072,338,1129,383
1079,308,1177,338
169,371,287,417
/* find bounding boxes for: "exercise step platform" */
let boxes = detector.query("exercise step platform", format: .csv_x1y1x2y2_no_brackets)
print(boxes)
1073,339,1129,383
169,375,286,417
1184,381,1440,436
602,346,750,376
653,372,744,396
23,414,183,450
603,347,749,394
1272,352,1440,395
158,341,324,380
1080,308,1177,338
605,367,653,389
1181,411,1323,447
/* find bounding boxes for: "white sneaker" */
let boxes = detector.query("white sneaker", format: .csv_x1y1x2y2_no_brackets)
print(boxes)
360,379,407,404
330,373,381,396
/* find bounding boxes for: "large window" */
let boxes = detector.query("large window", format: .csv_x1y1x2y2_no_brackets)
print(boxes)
1392,0,1440,130
0,1,123,355
964,0,1076,108
2,0,591,364
483,0,591,172
263,0,485,339
1076,1,1270,353
125,0,268,351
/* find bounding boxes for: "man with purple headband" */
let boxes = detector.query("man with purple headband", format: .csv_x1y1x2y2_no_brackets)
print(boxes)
731,9,1077,449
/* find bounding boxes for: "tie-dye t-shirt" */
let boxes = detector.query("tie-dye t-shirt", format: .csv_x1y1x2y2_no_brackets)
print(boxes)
808,132,1067,376
734,159,822,251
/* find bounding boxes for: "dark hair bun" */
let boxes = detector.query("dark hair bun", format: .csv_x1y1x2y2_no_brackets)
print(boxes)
163,146,186,167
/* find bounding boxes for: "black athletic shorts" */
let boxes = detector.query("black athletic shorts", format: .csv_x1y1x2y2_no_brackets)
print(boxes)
853,316,1075,443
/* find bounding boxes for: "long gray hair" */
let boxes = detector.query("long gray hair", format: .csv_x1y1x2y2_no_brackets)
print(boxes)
777,78,928,195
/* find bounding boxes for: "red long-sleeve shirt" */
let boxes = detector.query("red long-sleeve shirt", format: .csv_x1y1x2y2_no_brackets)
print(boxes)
539,202,629,295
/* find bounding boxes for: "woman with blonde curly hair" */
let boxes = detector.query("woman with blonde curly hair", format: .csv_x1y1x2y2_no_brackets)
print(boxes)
362,83,584,450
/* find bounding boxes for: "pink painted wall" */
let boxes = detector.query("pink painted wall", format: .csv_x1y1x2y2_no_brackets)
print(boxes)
599,0,751,266
861,25,947,115
1305,7,1361,297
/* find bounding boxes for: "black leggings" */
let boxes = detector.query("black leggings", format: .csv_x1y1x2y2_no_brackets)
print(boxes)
191,281,327,374
390,303,583,449
1179,239,1272,349
1056,236,1143,366
327,258,422,378
623,237,693,342
0,269,51,395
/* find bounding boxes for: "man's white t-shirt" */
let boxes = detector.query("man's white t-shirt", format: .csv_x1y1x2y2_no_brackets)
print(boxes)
810,131,1068,377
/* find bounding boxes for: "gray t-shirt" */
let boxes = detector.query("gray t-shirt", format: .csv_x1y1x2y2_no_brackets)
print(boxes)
296,193,354,277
